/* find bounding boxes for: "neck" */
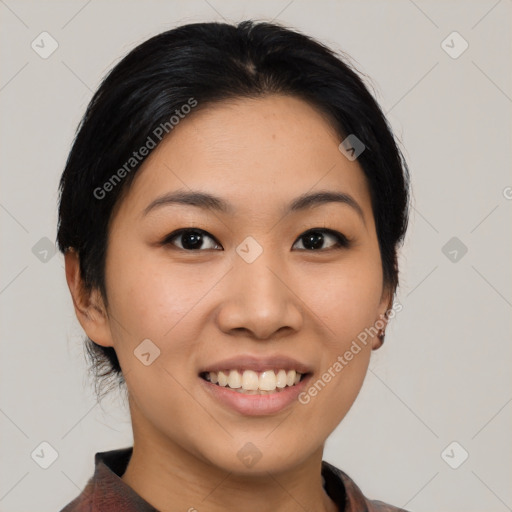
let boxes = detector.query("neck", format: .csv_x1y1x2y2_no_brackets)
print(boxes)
121,415,339,512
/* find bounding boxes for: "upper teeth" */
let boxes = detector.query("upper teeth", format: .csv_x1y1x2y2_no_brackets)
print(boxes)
205,369,303,391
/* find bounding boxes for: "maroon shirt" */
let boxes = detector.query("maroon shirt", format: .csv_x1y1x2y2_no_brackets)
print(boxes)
59,447,411,511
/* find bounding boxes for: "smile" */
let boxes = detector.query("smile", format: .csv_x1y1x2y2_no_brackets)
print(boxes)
200,369,306,394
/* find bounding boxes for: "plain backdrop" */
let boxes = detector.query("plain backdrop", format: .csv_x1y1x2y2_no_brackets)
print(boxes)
0,1,511,511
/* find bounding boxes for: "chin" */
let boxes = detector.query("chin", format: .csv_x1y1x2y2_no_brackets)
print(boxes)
194,434,318,477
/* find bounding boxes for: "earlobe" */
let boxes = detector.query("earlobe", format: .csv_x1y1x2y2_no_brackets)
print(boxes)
372,289,393,351
64,249,114,348
371,312,387,350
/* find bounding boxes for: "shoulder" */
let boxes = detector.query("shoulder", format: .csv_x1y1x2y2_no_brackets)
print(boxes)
322,460,412,512
58,447,157,512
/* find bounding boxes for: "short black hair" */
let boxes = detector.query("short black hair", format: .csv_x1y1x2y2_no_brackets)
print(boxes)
57,19,410,399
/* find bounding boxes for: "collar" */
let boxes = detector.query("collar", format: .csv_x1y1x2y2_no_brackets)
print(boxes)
61,447,407,512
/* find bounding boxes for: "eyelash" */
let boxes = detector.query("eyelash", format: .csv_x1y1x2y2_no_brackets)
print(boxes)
161,228,352,252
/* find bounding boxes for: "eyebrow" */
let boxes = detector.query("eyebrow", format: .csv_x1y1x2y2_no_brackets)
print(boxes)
142,189,365,224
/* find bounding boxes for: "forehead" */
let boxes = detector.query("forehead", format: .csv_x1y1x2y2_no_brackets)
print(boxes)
114,95,372,222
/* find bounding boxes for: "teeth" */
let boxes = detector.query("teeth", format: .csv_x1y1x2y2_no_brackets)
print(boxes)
259,370,276,391
218,371,228,387
203,369,304,392
242,369,259,390
227,370,242,389
276,369,287,388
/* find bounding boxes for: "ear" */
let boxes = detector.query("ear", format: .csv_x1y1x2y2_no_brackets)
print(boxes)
371,285,393,351
64,249,114,348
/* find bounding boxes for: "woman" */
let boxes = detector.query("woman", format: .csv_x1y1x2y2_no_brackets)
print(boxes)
57,19,411,512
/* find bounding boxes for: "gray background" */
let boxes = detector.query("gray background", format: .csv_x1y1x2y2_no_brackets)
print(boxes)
1,1,511,511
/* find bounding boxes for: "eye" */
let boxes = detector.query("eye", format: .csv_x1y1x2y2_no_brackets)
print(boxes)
162,227,351,252
293,228,351,251
162,228,222,251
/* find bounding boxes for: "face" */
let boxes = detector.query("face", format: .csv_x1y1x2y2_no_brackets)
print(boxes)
71,95,391,475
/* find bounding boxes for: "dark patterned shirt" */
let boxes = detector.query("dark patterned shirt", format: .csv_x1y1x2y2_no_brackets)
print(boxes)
59,447,411,512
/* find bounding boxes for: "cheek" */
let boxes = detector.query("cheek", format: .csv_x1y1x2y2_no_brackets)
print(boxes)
104,247,210,411
104,244,226,392
105,245,207,341
303,254,384,340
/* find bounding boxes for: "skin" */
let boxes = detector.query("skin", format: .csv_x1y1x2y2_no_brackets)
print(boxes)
65,94,392,512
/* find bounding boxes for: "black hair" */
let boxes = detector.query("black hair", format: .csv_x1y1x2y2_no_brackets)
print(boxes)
57,19,410,400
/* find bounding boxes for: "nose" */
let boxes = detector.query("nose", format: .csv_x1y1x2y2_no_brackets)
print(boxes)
215,249,304,340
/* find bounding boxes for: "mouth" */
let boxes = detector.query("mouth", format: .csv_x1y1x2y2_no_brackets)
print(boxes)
197,355,314,414
199,369,310,395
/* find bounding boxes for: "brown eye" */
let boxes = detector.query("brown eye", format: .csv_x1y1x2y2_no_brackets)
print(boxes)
162,227,350,252
163,229,222,251
293,229,351,251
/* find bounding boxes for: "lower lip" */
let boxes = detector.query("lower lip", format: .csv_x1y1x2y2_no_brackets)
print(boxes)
199,374,312,416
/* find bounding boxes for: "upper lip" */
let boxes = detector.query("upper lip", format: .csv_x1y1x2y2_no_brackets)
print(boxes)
199,355,313,374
